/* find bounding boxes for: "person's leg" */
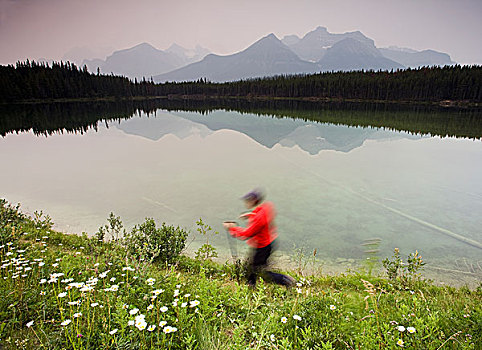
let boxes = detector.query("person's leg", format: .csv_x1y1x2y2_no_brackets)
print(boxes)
260,241,295,287
265,271,295,286
248,245,271,286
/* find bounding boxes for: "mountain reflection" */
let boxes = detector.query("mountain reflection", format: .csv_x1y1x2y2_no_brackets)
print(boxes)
1,99,481,146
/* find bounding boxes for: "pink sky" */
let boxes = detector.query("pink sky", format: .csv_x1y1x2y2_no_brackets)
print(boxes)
0,0,481,65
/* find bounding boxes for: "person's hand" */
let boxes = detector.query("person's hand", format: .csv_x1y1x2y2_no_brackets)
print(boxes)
239,212,252,220
223,222,236,229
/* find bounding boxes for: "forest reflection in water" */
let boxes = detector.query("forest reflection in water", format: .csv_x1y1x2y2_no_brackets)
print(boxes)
1,99,481,286
1,98,481,139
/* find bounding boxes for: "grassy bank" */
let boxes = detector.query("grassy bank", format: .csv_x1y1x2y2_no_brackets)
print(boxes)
1,201,481,349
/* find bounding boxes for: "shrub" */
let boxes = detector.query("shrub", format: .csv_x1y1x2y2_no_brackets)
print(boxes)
0,199,27,245
382,248,425,286
194,218,218,261
123,218,188,264
95,212,126,243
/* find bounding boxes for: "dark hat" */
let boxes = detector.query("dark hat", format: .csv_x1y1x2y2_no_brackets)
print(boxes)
241,188,265,202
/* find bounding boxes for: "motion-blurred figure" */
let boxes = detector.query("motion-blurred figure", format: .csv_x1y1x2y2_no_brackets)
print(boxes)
223,189,294,287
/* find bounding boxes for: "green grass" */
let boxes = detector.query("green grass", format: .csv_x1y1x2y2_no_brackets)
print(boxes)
1,204,481,349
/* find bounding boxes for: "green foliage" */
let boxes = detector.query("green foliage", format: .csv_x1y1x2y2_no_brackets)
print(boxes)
95,212,126,243
0,199,24,246
1,201,480,349
194,218,218,261
382,248,426,285
32,210,53,231
124,217,188,264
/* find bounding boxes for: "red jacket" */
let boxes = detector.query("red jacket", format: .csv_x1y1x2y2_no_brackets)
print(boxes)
229,201,277,248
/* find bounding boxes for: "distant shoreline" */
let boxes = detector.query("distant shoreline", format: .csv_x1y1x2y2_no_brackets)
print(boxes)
2,95,480,109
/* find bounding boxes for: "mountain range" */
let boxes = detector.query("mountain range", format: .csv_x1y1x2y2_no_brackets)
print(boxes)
81,43,210,80
75,26,454,82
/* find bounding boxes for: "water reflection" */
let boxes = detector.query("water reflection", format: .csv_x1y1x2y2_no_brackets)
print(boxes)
1,99,481,140
1,100,481,286
118,110,423,154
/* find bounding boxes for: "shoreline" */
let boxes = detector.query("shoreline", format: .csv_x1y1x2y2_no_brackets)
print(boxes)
1,95,480,109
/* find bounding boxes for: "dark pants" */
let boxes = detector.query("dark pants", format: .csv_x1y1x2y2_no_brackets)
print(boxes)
248,240,291,286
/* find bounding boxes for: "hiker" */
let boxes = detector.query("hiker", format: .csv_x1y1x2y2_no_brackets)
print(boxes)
223,189,294,287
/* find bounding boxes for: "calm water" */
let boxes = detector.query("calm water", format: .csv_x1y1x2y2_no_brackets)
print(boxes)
1,103,481,285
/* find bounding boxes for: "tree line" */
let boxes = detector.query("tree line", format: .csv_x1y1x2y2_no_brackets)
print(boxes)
0,60,481,103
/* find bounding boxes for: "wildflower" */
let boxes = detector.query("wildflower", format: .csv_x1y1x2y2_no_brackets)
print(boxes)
159,321,167,327
330,305,336,310
397,326,406,332
281,317,287,323
58,292,67,298
184,293,191,298
397,339,404,347
189,300,200,308
407,327,416,334
146,278,155,285
293,315,302,321
61,278,74,283
26,320,34,328
39,278,47,284
147,325,156,332
160,306,168,313
172,300,178,307
135,314,146,322
77,333,83,338
99,271,109,279
39,262,45,267
135,317,147,331
61,319,72,326
173,289,180,297
181,302,187,308
128,320,135,326
40,291,45,295
163,326,177,334
86,277,98,285
130,308,139,315
110,277,116,282
296,288,302,294
52,263,59,267
122,266,135,271
91,303,99,307
80,286,94,292
122,304,129,309
110,285,119,291
94,263,100,267
270,334,275,342
147,304,154,311
73,312,82,318
69,282,84,289
68,301,81,306
109,329,118,335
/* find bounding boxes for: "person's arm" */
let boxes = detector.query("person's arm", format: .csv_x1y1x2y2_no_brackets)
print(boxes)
229,212,264,239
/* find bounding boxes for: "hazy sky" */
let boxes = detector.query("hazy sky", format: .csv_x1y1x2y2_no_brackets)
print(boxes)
1,0,481,65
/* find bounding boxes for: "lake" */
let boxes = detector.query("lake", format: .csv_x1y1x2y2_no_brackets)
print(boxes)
1,100,481,286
